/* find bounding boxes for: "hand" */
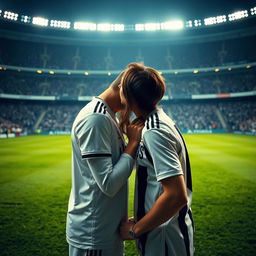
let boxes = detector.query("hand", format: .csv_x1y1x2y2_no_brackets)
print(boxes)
126,118,145,143
120,219,135,240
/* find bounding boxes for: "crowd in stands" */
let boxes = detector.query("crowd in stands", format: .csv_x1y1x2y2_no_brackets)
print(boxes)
0,101,255,135
0,33,255,136
0,71,255,97
165,103,222,130
1,35,255,70
218,101,256,133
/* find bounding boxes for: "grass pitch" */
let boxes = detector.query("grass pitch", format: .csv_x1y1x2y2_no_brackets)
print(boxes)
0,134,255,255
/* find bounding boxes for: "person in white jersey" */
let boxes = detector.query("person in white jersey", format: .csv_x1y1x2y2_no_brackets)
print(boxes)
120,63,194,256
66,72,144,256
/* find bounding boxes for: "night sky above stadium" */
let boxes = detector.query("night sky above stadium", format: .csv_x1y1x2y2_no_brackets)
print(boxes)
2,0,255,23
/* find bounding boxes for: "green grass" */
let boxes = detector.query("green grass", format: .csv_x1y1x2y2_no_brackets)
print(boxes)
0,134,255,255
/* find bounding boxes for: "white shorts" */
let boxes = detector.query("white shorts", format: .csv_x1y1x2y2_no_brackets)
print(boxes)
69,244,124,256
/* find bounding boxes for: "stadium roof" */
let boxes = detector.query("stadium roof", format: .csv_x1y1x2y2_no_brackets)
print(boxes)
2,0,255,23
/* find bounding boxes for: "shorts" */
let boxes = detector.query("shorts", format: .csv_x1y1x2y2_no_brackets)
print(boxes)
69,244,124,256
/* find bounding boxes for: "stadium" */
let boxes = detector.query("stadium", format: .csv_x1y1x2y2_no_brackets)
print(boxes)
0,0,255,255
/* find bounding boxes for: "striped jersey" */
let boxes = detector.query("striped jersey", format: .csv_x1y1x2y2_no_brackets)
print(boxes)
135,108,194,256
66,97,134,251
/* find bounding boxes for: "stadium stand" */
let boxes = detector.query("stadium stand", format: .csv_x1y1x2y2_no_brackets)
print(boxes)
0,10,255,136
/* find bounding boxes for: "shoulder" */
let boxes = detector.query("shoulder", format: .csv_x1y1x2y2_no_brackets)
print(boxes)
145,112,161,130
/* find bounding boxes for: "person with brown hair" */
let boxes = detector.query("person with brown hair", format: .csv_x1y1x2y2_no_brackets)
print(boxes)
66,71,144,256
119,63,194,256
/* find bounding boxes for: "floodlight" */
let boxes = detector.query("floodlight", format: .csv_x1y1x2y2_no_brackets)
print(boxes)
161,20,184,30
194,19,201,26
193,70,199,74
49,71,55,75
3,11,18,21
74,22,96,30
32,17,48,26
145,23,161,31
251,7,256,15
228,10,248,21
204,15,226,25
113,24,124,31
186,20,193,28
84,72,89,75
50,20,70,29
0,10,2,16
108,72,111,76
214,68,220,72
97,23,111,31
135,24,145,31
21,15,31,23
37,70,43,74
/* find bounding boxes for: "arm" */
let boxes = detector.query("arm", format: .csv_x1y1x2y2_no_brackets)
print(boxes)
120,128,188,239
120,175,188,239
78,114,143,197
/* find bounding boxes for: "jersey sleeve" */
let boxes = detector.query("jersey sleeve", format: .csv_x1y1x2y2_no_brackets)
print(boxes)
75,113,112,158
143,129,183,181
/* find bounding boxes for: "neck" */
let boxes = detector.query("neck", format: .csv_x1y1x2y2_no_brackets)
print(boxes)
98,87,122,113
132,106,155,120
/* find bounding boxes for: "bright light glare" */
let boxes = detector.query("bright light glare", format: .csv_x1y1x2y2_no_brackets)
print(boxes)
228,10,248,21
21,15,31,23
145,23,161,31
32,17,49,26
204,15,226,25
135,24,145,31
161,20,184,30
186,20,193,28
50,20,70,29
74,22,96,30
3,11,18,21
250,7,256,15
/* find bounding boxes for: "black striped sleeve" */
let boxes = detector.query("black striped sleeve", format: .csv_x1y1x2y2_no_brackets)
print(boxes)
82,153,112,159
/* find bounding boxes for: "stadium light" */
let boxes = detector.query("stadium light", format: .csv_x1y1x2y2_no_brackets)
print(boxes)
135,24,145,31
3,11,18,21
214,68,220,72
50,20,70,29
204,15,226,25
186,20,193,28
0,10,2,16
21,15,31,23
96,23,125,31
193,70,199,74
37,70,43,74
113,24,124,31
228,10,248,21
32,17,49,26
145,23,161,31
49,71,55,75
74,22,96,30
194,19,202,27
108,72,112,76
161,20,184,30
251,7,256,15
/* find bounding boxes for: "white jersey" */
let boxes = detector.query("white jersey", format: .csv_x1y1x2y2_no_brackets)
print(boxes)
135,108,194,256
66,97,134,251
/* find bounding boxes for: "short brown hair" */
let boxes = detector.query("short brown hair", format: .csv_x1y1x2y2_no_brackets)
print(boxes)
119,63,165,132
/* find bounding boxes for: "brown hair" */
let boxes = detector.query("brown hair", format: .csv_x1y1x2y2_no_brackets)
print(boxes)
119,63,165,132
